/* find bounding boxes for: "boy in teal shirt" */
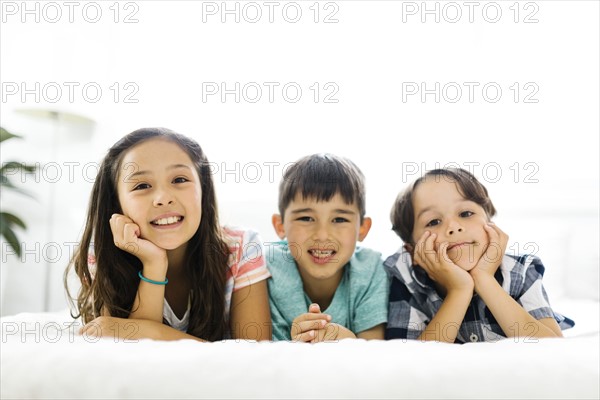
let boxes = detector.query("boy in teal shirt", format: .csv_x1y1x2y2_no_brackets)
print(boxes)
267,154,388,342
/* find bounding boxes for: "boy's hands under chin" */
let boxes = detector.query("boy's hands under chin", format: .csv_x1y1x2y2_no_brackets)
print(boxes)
110,213,167,265
470,222,509,279
412,231,474,294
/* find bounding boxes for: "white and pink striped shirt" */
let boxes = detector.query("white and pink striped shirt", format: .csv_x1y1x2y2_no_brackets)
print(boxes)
88,227,271,334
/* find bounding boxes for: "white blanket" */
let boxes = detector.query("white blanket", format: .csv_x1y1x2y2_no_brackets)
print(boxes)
1,303,598,399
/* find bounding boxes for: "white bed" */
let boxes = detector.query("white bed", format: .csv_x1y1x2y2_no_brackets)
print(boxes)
1,299,598,399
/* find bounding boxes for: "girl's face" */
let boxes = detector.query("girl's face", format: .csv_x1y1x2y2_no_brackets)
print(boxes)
116,138,202,251
411,177,490,271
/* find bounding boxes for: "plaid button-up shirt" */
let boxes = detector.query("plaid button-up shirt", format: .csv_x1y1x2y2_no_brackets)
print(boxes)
384,250,574,343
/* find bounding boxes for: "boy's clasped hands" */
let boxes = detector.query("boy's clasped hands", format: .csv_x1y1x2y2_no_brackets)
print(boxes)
291,303,356,343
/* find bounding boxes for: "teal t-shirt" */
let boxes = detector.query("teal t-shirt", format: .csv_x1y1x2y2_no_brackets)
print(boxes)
267,241,389,341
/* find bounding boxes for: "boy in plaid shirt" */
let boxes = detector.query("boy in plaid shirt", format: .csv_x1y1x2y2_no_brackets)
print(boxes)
385,168,573,343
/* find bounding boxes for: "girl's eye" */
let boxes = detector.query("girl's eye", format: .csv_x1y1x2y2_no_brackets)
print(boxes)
173,177,189,184
332,217,349,223
133,183,151,191
460,211,474,218
426,219,441,227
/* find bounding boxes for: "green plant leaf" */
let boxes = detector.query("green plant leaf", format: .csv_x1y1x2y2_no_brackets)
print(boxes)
0,127,35,258
1,212,27,230
0,213,24,257
1,228,22,257
0,161,37,198
0,127,22,143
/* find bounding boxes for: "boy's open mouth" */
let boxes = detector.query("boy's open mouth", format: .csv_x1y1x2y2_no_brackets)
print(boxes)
308,249,337,264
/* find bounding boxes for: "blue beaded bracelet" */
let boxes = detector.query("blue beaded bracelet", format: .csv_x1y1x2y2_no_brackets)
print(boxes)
138,270,168,285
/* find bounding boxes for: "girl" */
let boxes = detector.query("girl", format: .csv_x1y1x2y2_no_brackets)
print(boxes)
385,168,573,343
65,128,271,341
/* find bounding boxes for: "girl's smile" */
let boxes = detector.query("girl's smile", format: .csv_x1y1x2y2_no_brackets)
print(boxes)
150,213,185,228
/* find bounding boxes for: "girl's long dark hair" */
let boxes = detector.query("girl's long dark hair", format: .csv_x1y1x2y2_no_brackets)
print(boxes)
65,127,230,341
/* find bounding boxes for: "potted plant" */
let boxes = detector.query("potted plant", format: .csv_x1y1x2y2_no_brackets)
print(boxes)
1,127,37,257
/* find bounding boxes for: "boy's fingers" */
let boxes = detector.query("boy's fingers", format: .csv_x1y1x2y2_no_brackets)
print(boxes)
485,223,509,255
295,320,327,333
414,232,430,254
422,234,439,264
414,242,432,271
293,313,331,323
413,251,423,267
419,233,437,264
496,226,509,247
487,222,508,241
292,330,316,343
311,327,331,343
414,234,427,263
484,223,500,241
425,233,437,252
308,303,321,313
437,241,449,262
290,315,330,338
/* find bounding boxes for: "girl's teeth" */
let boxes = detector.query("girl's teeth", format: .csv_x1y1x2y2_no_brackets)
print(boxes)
153,216,181,225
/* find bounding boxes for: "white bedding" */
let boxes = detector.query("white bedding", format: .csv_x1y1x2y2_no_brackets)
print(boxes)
1,302,599,400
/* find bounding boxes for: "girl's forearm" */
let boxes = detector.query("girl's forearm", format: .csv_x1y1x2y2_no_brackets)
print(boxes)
129,261,168,322
83,316,205,341
128,319,204,341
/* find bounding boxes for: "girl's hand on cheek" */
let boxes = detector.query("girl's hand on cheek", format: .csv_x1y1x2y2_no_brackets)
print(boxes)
110,214,167,265
413,231,474,293
471,222,508,278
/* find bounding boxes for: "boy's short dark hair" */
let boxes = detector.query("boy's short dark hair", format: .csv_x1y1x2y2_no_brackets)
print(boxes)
278,153,366,222
390,168,497,245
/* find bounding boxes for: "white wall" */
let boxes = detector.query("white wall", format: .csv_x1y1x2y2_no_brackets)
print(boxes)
1,1,598,315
